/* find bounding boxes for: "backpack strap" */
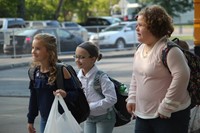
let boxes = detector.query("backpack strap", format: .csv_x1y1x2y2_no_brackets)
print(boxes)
93,70,105,96
28,67,37,81
56,62,82,90
161,40,181,71
55,63,64,89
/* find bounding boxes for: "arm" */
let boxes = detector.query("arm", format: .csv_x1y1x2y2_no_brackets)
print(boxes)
27,81,38,133
158,47,190,117
126,72,137,114
90,74,117,111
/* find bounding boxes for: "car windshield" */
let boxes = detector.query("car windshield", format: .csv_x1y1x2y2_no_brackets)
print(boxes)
104,24,126,32
15,29,37,35
64,22,78,27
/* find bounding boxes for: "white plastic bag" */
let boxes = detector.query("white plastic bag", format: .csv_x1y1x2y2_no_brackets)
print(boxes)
188,106,200,133
44,95,83,133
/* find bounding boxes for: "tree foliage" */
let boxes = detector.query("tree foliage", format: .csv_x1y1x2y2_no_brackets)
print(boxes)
139,0,193,17
0,0,194,22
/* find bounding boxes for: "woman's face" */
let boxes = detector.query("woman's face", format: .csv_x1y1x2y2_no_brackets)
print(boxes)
136,15,154,45
75,47,96,72
31,39,49,63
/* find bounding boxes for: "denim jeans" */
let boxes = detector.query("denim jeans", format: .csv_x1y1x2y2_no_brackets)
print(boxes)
135,106,190,133
84,109,116,133
40,117,47,133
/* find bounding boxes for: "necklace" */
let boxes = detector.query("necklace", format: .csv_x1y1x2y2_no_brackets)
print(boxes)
143,46,152,58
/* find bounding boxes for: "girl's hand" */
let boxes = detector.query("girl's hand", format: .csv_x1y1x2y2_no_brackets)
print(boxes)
158,113,169,119
27,123,36,133
126,103,136,119
126,103,135,115
53,89,67,98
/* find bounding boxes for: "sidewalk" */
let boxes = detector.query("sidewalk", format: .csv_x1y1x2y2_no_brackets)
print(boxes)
0,48,135,70
0,49,136,133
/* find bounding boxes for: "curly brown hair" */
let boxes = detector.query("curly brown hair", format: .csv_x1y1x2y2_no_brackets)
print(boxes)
137,5,174,38
31,33,58,85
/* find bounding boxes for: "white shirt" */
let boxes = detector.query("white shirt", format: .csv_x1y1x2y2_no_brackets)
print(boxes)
77,65,117,116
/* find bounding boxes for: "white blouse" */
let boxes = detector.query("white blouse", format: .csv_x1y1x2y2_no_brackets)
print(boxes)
77,65,117,116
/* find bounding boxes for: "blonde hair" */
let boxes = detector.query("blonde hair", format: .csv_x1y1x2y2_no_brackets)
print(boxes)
31,33,58,85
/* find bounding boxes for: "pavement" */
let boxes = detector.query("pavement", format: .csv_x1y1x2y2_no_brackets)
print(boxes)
0,48,136,133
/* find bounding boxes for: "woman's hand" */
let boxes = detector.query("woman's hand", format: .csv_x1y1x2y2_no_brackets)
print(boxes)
27,123,36,133
53,89,67,98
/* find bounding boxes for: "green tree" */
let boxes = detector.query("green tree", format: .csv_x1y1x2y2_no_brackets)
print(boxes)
0,0,23,18
139,0,193,17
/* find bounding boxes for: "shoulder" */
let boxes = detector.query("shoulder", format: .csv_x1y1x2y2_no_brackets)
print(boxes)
56,63,71,79
62,66,71,79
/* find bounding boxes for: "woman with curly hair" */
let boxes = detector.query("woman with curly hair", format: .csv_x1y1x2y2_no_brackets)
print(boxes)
126,5,191,133
27,33,76,133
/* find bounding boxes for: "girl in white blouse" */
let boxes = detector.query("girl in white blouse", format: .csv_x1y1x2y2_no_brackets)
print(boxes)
75,41,117,133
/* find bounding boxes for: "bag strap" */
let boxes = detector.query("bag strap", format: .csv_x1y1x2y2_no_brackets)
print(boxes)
55,63,64,89
161,40,181,71
28,67,37,81
56,62,82,90
93,70,106,97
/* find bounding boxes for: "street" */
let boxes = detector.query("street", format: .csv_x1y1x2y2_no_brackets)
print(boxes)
0,56,136,133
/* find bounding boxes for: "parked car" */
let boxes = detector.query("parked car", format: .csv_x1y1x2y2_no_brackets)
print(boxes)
0,18,26,31
26,20,61,28
61,21,88,41
0,18,26,54
3,28,83,55
89,21,139,50
79,16,122,33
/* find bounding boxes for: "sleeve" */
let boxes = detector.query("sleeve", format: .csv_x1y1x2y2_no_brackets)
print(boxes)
89,74,117,111
27,81,39,123
158,47,190,117
126,72,137,104
63,77,80,102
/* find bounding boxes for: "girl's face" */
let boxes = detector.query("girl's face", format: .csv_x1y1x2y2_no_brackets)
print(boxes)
136,15,154,45
75,47,96,73
31,39,49,63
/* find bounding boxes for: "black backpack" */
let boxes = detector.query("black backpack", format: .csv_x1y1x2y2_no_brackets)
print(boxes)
28,63,90,123
162,38,200,108
93,70,132,127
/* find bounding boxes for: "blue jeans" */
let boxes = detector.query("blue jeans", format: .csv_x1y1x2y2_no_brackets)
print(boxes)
40,117,47,133
84,109,116,133
135,106,190,133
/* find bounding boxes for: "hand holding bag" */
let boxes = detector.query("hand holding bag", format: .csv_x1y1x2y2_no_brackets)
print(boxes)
188,106,200,133
44,95,83,133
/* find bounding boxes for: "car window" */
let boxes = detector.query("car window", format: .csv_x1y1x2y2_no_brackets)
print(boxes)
46,21,60,27
86,18,97,26
58,29,71,38
41,29,56,36
64,22,78,27
7,20,25,28
104,24,126,31
129,23,137,30
97,19,110,25
16,29,38,35
0,21,3,28
32,22,44,27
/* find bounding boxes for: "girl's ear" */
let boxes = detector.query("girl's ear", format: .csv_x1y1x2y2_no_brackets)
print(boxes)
91,56,97,62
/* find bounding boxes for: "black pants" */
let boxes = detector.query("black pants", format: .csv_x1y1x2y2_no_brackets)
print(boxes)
135,107,190,133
